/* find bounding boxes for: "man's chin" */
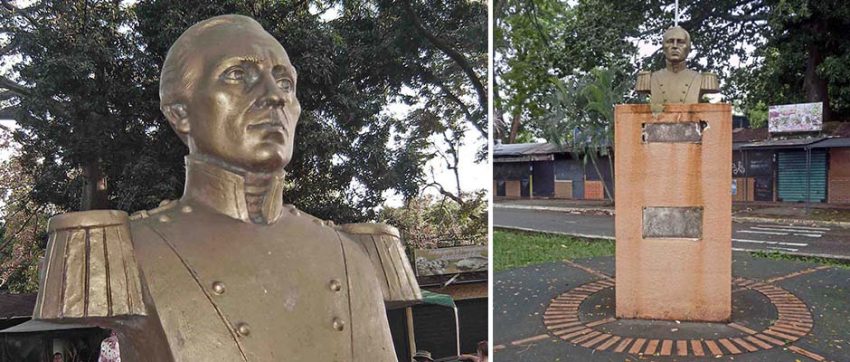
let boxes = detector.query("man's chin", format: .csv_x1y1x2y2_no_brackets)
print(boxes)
245,147,291,173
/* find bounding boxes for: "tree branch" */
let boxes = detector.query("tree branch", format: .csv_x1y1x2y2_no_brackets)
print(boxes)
402,1,487,123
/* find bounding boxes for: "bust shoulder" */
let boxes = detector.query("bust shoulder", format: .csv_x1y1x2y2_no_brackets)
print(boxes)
338,223,422,308
34,210,147,322
700,72,720,92
636,70,651,93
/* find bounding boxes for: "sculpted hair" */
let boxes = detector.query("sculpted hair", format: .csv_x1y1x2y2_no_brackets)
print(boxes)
159,14,267,108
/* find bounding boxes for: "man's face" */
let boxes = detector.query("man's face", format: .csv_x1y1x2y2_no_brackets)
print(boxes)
662,28,690,64
184,28,300,172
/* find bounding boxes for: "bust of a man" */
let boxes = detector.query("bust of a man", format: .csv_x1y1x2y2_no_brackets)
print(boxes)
636,26,719,104
33,15,418,362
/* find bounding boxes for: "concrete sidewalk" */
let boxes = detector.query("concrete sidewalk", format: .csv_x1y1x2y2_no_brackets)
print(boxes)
495,199,850,228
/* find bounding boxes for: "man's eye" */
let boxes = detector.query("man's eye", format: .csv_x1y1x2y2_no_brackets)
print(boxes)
277,79,293,92
224,67,245,81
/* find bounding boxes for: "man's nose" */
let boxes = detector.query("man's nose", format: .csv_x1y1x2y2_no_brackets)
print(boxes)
255,73,288,109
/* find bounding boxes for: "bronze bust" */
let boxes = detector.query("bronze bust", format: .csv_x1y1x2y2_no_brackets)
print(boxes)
636,26,719,104
33,15,419,361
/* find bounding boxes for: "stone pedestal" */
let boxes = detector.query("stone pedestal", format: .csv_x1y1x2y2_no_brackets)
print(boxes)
614,103,732,322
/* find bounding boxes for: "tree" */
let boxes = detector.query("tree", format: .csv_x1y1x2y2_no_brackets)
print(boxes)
537,66,630,201
497,0,850,143
494,0,641,143
379,192,487,250
0,125,49,293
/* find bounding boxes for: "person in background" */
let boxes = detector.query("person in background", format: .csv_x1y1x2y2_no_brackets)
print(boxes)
413,350,435,362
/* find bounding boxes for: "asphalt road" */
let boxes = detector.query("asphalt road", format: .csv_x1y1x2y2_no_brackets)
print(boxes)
494,207,850,259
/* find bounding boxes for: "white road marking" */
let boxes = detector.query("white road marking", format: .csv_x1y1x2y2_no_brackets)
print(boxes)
732,238,808,247
766,246,799,252
751,226,824,234
738,230,788,236
793,233,823,238
756,224,830,231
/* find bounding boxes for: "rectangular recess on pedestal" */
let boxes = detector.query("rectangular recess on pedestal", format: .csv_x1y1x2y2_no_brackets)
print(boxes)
641,121,707,143
642,206,703,239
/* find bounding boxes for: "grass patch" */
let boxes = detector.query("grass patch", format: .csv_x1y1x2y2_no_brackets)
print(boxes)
493,228,614,272
751,251,850,269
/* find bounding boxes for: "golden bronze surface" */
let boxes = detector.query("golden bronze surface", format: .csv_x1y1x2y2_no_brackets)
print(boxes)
636,26,720,104
33,14,414,361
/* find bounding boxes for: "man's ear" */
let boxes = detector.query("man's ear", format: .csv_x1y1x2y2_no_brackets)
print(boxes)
162,103,191,137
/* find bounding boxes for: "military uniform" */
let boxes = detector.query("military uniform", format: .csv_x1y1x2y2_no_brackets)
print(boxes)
636,68,719,104
33,157,420,361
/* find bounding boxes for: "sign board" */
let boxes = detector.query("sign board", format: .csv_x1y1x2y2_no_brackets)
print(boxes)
768,102,823,133
414,246,488,277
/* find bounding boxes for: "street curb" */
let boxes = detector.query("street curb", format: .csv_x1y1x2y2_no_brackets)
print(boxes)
732,216,850,229
495,204,850,229
493,225,615,240
493,204,614,215
495,226,850,263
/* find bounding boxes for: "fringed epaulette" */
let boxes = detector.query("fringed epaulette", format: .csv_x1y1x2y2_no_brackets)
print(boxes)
338,223,422,309
34,210,147,320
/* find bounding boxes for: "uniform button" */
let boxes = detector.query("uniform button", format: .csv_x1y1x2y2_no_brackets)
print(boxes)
158,215,170,223
332,318,345,331
236,323,250,336
181,205,193,213
212,281,226,295
329,279,342,292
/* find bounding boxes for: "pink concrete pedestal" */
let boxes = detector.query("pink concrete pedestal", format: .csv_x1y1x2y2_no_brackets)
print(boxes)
614,103,732,322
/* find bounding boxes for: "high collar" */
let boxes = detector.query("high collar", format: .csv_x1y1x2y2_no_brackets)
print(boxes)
181,156,286,224
666,60,687,73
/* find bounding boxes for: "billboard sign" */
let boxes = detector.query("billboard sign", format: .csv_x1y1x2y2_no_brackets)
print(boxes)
768,102,823,133
414,245,488,277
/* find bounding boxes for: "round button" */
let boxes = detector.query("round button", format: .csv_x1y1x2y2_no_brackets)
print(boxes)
236,322,250,336
329,280,342,292
332,318,345,331
158,215,170,223
212,281,226,295
181,205,193,213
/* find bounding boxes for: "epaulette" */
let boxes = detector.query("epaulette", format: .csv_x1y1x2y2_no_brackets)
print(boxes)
34,210,147,320
636,70,652,93
338,223,422,309
701,72,720,93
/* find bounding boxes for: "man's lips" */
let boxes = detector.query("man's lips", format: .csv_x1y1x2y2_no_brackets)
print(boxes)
247,109,289,134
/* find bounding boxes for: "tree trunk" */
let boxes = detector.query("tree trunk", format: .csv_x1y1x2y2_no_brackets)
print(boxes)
803,21,833,123
80,159,109,210
508,112,521,144
589,151,613,201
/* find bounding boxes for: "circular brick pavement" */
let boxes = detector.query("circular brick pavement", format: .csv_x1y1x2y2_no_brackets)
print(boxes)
542,278,813,358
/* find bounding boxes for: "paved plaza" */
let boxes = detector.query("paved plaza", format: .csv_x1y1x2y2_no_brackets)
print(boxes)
493,253,850,361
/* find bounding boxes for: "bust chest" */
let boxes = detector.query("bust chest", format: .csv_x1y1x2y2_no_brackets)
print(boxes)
651,69,701,104
130,206,358,361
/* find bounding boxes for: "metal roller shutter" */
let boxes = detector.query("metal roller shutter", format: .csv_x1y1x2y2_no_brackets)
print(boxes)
777,150,827,202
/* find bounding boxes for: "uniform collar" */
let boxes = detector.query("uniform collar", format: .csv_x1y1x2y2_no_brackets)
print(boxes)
181,155,285,224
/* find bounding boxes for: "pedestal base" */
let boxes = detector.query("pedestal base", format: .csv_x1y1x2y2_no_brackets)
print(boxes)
614,103,732,322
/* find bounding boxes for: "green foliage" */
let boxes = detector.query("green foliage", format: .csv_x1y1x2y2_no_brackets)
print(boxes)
535,66,629,199
0,128,50,293
497,0,850,137
379,192,487,250
493,229,614,272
